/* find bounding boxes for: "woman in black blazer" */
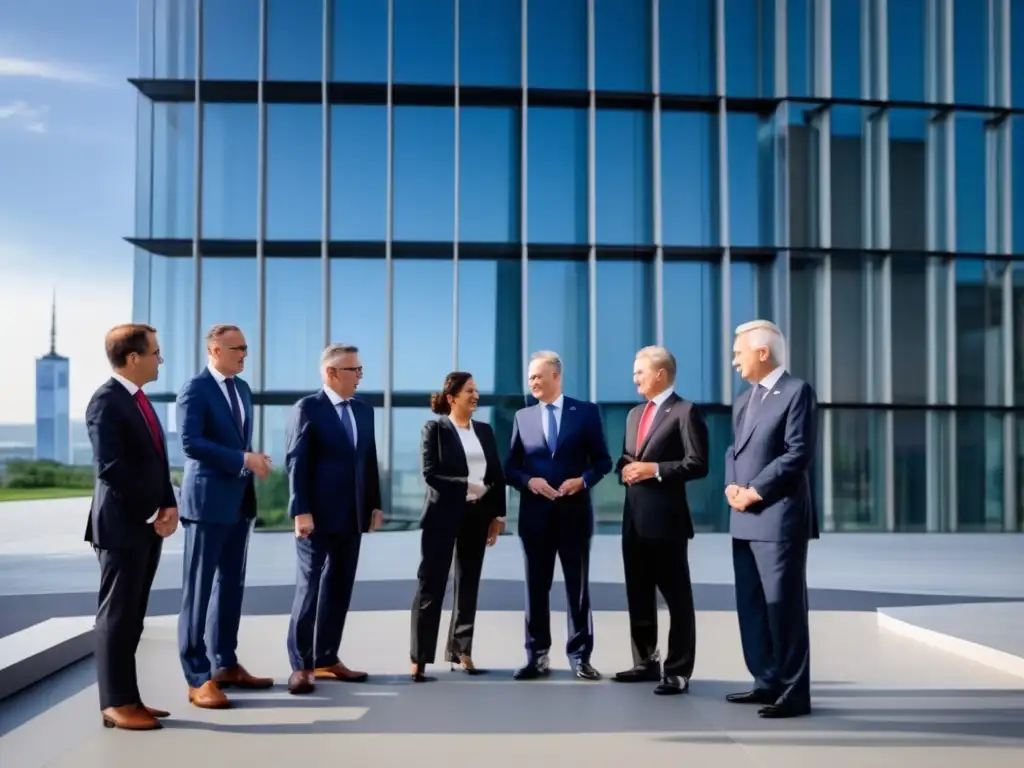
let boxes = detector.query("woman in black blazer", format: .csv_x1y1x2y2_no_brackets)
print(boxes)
409,371,506,682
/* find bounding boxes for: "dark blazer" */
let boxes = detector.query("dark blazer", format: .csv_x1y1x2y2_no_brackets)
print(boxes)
505,397,612,537
616,392,710,539
285,391,382,534
176,368,256,525
420,415,506,530
725,371,819,541
84,378,177,549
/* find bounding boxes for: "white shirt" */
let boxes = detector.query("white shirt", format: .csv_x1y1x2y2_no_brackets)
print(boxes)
538,393,565,445
207,364,245,427
110,373,161,522
323,386,359,447
755,366,786,399
454,421,487,499
645,386,675,415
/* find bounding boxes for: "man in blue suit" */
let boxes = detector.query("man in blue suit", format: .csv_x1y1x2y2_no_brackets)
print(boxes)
505,350,612,681
177,324,274,709
283,343,383,695
725,319,819,719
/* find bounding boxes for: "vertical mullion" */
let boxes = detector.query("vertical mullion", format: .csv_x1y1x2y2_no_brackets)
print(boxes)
714,0,731,406
773,0,791,341
255,0,267,458
322,0,331,348
941,0,958,530
520,0,529,389
587,0,597,403
453,0,461,370
999,0,1016,530
383,0,395,507
652,0,664,347
924,0,941,530
192,0,204,375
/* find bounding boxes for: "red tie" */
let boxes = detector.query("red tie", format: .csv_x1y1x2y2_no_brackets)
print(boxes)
636,400,656,448
134,389,165,456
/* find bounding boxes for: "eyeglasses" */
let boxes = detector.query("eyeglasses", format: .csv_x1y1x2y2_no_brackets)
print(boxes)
337,366,363,373
226,345,248,352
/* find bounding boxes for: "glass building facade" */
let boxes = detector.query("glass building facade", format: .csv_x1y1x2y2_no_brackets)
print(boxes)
130,0,1024,533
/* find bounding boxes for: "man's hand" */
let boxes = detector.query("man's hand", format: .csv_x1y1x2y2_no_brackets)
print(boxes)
370,509,384,531
154,506,179,538
467,482,488,500
557,477,585,496
728,487,762,511
527,477,560,500
486,518,505,546
621,462,658,485
244,451,272,479
295,512,314,538
725,484,742,504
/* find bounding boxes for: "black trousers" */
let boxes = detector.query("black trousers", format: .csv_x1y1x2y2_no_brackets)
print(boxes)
94,538,163,709
410,509,491,665
621,524,696,678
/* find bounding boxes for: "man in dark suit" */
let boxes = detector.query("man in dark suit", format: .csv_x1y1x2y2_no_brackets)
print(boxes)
725,319,818,719
612,346,708,695
505,350,612,681
176,324,274,709
283,343,383,695
85,323,178,731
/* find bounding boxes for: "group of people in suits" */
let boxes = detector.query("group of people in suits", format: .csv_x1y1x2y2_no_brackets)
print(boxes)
85,317,818,731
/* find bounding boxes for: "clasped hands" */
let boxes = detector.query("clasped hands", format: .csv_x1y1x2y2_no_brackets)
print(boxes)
725,484,762,511
243,451,273,480
527,476,584,500
294,509,384,538
620,461,658,485
154,506,178,537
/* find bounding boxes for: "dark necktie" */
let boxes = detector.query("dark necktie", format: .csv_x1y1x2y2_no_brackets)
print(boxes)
224,377,244,436
546,403,558,455
133,389,165,456
743,384,765,434
338,401,356,446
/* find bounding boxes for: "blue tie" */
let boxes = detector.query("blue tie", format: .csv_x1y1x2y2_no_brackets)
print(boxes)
224,377,244,436
546,403,558,455
337,401,356,446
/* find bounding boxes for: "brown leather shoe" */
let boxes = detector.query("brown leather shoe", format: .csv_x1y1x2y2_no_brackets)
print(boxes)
287,670,315,695
138,703,170,718
188,680,231,709
212,664,274,689
314,662,368,682
102,705,161,730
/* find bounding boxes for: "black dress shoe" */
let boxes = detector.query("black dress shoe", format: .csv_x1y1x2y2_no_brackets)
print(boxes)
411,664,436,683
513,655,551,680
726,689,777,705
653,675,689,695
758,701,811,719
574,662,601,681
613,660,661,683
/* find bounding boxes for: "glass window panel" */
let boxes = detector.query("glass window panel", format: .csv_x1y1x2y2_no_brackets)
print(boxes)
394,107,455,242
526,259,589,399
889,109,928,252
1016,118,1024,255
829,106,866,251
456,258,523,394
329,258,387,392
394,0,454,85
887,0,925,102
955,259,1006,406
151,103,195,239
1014,1,1024,108
729,259,777,397
202,104,258,239
153,0,197,79
956,411,1005,530
726,113,768,247
592,403,628,528
391,407,437,525
830,408,887,531
255,405,292,528
724,0,760,98
394,259,454,391
595,261,655,401
831,0,862,99
788,255,822,390
264,258,324,392
331,0,388,82
1018,415,1024,530
149,255,196,395
596,110,652,245
831,253,885,403
1015,263,1024,405
459,0,521,88
660,112,716,246
662,260,721,403
136,101,154,238
952,0,988,107
458,107,520,243
659,0,714,95
150,400,184,468
330,105,387,241
595,0,651,93
527,0,587,90
954,113,987,253
893,409,927,530
267,104,322,240
785,0,812,98
267,0,322,81
199,256,259,388
201,0,258,79
891,255,929,404
526,107,587,244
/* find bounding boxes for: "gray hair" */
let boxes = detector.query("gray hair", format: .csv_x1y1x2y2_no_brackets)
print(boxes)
635,345,677,384
529,350,562,375
205,324,241,344
735,320,786,367
320,343,359,369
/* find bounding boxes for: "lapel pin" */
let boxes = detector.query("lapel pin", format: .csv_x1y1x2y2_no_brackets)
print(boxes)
569,406,576,411
773,390,781,395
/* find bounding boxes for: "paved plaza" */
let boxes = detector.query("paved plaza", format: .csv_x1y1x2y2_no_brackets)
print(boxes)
0,498,1022,766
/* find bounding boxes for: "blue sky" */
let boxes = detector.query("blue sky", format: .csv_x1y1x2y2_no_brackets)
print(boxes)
0,0,137,423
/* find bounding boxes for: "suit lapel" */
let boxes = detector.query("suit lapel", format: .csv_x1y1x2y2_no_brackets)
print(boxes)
553,398,578,455
637,393,678,458
113,379,163,457
201,370,243,443
318,391,355,452
438,416,469,474
734,373,790,454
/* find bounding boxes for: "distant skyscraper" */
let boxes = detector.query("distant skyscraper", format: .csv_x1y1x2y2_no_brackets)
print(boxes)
35,293,70,464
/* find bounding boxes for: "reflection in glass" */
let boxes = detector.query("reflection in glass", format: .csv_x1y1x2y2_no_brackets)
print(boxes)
267,104,322,240
893,410,927,530
662,260,720,403
727,113,768,247
199,257,259,388
149,256,196,395
888,0,925,102
255,405,295,529
1015,263,1024,404
526,260,589,400
956,411,1004,530
152,0,196,80
394,259,454,392
267,0,322,81
202,104,258,239
785,0,811,98
723,0,762,98
954,113,987,253
390,407,437,525
659,0,714,95
265,258,323,392
151,103,195,239
955,259,1006,407
788,255,822,390
329,258,386,392
829,107,866,252
891,256,929,404
596,110,652,245
660,112,716,246
456,259,522,394
595,261,654,401
889,109,928,252
201,0,258,79
831,254,885,404
527,0,586,90
458,108,520,243
459,0,520,88
394,107,454,242
831,0,861,99
330,106,387,241
527,107,587,244
331,0,388,82
952,0,987,107
594,0,651,93
729,260,775,398
830,408,887,531
394,0,454,85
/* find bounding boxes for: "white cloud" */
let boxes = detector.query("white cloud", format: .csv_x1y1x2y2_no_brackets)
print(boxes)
0,100,48,134
0,56,103,85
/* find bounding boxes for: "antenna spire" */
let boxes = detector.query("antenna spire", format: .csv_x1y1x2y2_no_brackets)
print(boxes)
49,288,56,355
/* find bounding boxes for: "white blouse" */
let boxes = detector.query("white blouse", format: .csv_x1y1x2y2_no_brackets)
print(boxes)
454,422,487,499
